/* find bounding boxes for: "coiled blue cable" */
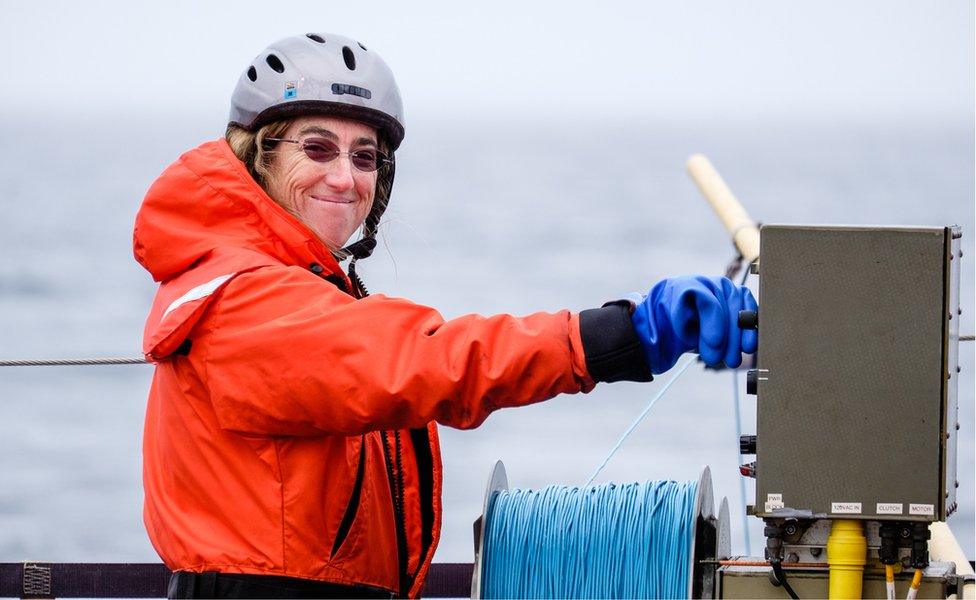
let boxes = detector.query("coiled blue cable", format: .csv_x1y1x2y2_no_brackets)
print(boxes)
482,479,698,599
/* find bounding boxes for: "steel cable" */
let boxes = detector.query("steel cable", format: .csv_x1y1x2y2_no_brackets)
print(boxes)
0,357,149,367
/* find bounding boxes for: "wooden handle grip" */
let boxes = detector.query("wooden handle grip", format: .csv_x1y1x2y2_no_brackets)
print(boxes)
686,154,760,262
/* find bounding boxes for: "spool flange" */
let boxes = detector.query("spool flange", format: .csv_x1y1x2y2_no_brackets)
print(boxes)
471,461,508,599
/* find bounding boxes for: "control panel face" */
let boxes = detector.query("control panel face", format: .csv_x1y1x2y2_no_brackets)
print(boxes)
752,225,959,521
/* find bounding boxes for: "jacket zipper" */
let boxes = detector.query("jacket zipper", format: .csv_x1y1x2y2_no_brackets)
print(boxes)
346,267,409,595
381,430,410,596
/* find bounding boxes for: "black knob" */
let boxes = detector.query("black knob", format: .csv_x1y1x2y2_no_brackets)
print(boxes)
746,369,758,395
738,309,759,329
740,434,757,455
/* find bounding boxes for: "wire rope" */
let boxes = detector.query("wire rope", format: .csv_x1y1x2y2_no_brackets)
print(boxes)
0,356,149,367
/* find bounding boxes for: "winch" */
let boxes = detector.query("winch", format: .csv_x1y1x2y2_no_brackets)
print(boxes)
468,156,973,599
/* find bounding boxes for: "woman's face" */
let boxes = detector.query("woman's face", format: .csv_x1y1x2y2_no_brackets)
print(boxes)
266,116,379,251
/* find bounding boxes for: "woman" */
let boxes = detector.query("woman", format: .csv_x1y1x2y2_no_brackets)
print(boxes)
133,33,757,599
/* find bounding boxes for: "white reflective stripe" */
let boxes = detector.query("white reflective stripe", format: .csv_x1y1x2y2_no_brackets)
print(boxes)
162,274,235,319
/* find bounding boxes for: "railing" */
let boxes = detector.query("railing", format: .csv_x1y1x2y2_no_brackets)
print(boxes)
0,563,473,599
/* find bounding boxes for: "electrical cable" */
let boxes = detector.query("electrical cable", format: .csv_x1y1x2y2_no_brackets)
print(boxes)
731,367,751,557
906,568,923,600
771,561,801,600
584,355,697,486
481,479,698,599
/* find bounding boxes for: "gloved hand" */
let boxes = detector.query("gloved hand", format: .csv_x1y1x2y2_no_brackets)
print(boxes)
630,275,758,374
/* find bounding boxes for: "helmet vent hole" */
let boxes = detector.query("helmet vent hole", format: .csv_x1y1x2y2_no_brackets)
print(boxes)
306,33,326,43
246,66,257,82
266,54,285,74
358,42,367,51
342,46,356,70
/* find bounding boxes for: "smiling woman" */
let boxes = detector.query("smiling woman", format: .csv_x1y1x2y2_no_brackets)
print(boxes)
132,31,757,599
224,117,394,264
233,117,382,254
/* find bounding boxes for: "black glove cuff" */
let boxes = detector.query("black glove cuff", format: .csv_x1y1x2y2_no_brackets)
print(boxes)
579,301,653,383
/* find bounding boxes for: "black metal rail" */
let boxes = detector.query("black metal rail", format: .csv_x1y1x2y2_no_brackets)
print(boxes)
0,562,473,599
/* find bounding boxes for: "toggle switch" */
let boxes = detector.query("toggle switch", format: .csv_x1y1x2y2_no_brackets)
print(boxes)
746,369,758,395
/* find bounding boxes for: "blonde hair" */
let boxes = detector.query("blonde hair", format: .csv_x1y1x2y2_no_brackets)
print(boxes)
225,121,294,190
225,119,394,260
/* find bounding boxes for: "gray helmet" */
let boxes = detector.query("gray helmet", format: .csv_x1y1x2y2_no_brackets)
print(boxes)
229,33,405,150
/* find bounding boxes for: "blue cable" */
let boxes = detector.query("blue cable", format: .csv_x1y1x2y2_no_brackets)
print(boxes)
482,479,698,599
731,368,752,556
732,266,754,556
584,355,697,486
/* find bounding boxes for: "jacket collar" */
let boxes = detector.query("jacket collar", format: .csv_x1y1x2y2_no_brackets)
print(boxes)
134,139,347,283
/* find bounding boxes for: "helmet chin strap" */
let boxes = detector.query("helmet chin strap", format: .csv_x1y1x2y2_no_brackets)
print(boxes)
340,236,377,298
339,157,391,295
341,236,377,261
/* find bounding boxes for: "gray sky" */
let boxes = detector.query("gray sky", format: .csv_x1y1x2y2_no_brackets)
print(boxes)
2,0,973,121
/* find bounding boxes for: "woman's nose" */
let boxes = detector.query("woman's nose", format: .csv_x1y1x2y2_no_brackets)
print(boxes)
323,156,356,192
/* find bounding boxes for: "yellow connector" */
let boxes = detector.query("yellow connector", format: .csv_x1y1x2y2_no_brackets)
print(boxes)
827,520,867,599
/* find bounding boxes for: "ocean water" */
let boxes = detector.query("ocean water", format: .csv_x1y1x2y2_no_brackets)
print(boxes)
0,111,972,569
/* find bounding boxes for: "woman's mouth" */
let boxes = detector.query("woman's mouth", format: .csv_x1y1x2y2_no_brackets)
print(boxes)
311,195,355,204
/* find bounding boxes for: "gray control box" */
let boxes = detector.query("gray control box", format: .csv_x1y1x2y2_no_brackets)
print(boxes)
754,225,961,521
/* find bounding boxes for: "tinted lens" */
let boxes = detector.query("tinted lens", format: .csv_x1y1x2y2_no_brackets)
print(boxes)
350,150,380,172
301,138,340,162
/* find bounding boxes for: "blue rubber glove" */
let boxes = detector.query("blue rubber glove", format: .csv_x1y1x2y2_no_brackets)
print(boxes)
631,276,758,374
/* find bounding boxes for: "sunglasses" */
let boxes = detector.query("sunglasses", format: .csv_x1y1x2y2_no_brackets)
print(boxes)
264,137,392,172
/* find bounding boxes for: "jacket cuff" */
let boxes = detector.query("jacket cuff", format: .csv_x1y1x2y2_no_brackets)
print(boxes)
578,301,653,383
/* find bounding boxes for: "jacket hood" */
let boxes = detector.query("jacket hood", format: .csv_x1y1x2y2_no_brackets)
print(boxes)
134,139,341,282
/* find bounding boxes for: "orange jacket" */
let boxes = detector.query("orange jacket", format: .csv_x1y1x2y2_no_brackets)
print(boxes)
134,139,655,596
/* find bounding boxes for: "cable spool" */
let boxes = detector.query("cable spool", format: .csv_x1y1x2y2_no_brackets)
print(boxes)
471,462,729,599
